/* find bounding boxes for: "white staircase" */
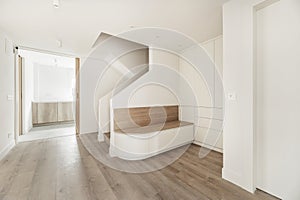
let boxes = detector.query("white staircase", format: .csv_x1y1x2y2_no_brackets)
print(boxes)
94,33,150,142
97,65,149,141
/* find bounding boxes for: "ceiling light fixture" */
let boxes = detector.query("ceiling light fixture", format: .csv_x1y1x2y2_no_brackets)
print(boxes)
53,0,60,8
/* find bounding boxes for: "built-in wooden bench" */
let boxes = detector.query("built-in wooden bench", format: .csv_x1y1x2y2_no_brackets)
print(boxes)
115,120,193,134
110,105,194,160
114,105,192,133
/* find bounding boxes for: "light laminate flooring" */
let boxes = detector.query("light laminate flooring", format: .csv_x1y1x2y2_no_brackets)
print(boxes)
0,135,279,200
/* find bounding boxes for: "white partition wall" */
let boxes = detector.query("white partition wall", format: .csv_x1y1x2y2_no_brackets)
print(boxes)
256,0,300,199
223,0,264,193
223,0,300,198
0,30,15,159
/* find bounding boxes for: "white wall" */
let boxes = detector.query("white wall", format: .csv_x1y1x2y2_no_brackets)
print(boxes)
112,68,180,108
19,50,76,102
19,50,75,133
128,84,178,107
222,0,279,193
34,64,75,102
22,58,34,133
150,48,179,72
256,1,300,199
0,29,15,158
112,49,181,109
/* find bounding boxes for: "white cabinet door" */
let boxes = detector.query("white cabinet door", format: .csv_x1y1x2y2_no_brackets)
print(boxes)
214,37,224,108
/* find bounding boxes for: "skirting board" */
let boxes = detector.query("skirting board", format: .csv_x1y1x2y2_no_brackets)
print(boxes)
0,140,15,161
18,133,75,142
80,131,98,135
222,167,255,193
193,140,223,153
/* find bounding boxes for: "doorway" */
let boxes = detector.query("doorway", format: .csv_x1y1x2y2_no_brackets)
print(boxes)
17,49,80,141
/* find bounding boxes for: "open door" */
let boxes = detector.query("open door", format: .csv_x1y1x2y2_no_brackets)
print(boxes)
75,58,80,135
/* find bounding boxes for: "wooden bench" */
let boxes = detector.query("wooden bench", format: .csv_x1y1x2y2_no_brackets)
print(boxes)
110,105,194,160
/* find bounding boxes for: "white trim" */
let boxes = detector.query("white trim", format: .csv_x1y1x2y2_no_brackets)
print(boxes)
254,0,280,11
18,133,76,143
18,127,75,142
201,35,223,45
18,133,74,142
222,167,256,193
18,46,76,58
0,140,16,160
193,140,223,153
113,104,179,109
78,131,95,135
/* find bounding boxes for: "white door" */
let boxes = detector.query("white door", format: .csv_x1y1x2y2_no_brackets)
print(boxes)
256,1,300,199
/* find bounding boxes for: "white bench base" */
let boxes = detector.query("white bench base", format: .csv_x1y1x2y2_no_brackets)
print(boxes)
109,125,194,160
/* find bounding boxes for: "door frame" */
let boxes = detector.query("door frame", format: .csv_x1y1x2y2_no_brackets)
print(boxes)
253,0,281,194
75,58,80,135
15,47,80,138
18,55,23,136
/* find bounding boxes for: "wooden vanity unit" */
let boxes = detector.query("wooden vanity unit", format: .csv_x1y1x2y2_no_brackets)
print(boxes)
110,105,194,160
32,101,75,126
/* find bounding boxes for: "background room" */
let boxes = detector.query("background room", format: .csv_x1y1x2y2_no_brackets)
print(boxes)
18,49,76,141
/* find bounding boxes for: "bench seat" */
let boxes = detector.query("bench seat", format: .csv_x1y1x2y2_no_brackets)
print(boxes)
115,120,193,134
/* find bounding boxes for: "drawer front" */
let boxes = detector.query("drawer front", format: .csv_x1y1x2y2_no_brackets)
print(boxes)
195,118,223,131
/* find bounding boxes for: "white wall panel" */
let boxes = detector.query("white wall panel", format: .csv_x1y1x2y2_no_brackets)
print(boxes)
0,30,15,156
256,1,300,199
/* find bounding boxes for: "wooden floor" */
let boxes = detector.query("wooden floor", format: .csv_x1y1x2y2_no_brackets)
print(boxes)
0,135,279,200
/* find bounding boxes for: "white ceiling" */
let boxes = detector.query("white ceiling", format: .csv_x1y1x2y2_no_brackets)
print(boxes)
0,0,228,56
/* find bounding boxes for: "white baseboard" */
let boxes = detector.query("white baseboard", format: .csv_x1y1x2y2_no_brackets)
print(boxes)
0,140,16,160
193,140,223,153
80,131,97,135
222,167,255,194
